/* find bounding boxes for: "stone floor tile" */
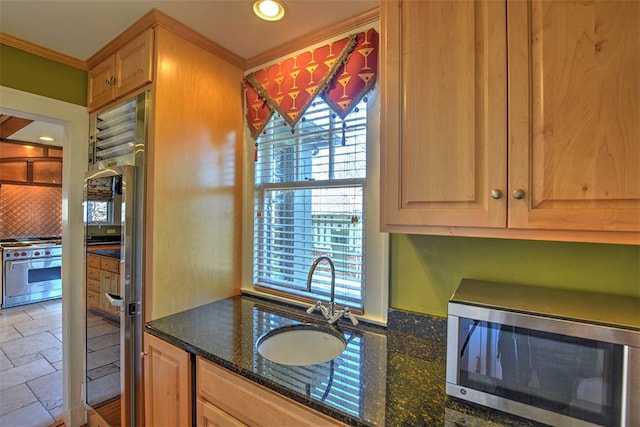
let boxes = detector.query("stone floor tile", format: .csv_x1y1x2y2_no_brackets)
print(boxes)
87,371,119,407
0,358,55,392
87,331,119,352
0,400,53,427
41,345,62,365
86,322,119,339
49,327,63,342
0,325,22,344
0,353,13,371
0,332,60,362
12,316,62,337
87,363,119,381
48,404,64,422
8,351,44,368
0,310,31,328
86,345,119,371
28,370,63,410
0,383,37,416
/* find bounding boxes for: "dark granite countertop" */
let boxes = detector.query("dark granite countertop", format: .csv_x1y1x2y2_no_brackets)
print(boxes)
87,248,120,259
145,294,545,426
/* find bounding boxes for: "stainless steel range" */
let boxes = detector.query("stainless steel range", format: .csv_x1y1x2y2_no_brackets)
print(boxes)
1,238,62,308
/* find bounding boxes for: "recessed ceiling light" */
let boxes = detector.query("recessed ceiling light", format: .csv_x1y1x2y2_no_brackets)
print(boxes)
39,136,55,142
253,0,285,21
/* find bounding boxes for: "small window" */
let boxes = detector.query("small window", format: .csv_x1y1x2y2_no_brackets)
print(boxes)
85,201,111,223
253,96,367,310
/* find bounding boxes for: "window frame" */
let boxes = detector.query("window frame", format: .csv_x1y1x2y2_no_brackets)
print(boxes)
241,84,388,325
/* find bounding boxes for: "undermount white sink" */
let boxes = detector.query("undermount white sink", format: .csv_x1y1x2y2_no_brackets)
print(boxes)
256,324,346,366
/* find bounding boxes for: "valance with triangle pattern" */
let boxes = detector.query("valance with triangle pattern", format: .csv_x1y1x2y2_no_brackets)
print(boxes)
244,27,379,140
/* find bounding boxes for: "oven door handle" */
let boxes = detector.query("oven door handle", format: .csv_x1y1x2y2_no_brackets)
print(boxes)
6,258,61,270
6,259,31,270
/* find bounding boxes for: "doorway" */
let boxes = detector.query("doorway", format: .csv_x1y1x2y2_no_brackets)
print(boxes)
0,85,88,427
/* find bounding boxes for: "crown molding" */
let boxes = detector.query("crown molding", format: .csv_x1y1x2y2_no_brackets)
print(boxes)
0,32,87,71
86,8,245,70
244,7,379,70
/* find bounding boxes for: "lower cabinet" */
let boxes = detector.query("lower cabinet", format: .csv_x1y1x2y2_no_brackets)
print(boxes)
86,253,120,314
143,332,191,427
143,332,346,427
196,357,346,427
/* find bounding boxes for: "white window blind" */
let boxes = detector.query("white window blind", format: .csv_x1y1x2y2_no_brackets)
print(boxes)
254,96,367,310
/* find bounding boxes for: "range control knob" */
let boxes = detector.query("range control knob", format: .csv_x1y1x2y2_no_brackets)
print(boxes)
45,250,51,256
14,252,20,257
34,251,41,256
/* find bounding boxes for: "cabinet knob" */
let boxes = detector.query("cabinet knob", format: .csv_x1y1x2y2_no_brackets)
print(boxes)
140,351,148,358
512,189,526,199
490,189,503,199
104,79,111,86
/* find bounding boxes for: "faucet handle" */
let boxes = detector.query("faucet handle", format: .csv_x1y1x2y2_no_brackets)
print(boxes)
344,307,359,325
306,302,319,314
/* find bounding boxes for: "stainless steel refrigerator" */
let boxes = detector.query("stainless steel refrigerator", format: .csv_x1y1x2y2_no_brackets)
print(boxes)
84,165,144,426
83,92,147,426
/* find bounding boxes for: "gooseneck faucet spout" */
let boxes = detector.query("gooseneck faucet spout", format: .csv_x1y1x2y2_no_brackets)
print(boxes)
306,256,358,325
306,256,336,313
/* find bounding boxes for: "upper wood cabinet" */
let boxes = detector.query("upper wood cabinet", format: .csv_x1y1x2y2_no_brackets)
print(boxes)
87,29,154,111
381,0,640,244
0,141,63,186
507,0,639,234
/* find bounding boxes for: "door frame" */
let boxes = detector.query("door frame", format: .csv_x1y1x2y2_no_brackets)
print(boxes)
1,85,88,427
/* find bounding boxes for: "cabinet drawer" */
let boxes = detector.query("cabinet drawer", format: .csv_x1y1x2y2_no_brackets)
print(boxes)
87,278,101,292
197,358,346,427
87,290,100,308
87,267,101,281
197,398,247,427
101,258,119,273
87,255,101,268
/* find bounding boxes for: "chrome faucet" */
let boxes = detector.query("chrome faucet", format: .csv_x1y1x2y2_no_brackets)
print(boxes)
306,256,358,325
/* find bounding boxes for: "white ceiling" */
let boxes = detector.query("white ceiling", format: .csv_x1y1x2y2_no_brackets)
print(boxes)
0,0,378,61
0,0,378,145
8,120,65,147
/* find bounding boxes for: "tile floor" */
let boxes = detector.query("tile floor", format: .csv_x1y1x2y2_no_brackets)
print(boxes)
0,299,63,427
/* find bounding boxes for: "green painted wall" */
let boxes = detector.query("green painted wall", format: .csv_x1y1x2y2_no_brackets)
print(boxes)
390,234,640,318
0,44,87,106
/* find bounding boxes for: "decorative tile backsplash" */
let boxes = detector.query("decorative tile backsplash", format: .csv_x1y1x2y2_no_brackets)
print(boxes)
0,184,62,239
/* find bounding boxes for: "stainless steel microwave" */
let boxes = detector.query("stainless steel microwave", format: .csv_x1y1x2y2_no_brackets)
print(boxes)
446,279,639,427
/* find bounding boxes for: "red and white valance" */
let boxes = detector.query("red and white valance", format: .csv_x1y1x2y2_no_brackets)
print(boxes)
244,27,379,139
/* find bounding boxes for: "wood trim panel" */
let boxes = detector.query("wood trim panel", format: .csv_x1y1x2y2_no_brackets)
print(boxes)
0,32,87,70
380,223,640,245
244,7,379,70
86,8,244,70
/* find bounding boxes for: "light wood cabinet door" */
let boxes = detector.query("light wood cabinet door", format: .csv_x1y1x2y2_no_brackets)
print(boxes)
381,0,507,229
114,29,153,99
88,56,116,111
144,332,191,427
508,0,640,232
197,398,247,427
88,29,153,111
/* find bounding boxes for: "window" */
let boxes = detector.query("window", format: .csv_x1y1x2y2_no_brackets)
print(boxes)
253,96,368,310
85,201,111,223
